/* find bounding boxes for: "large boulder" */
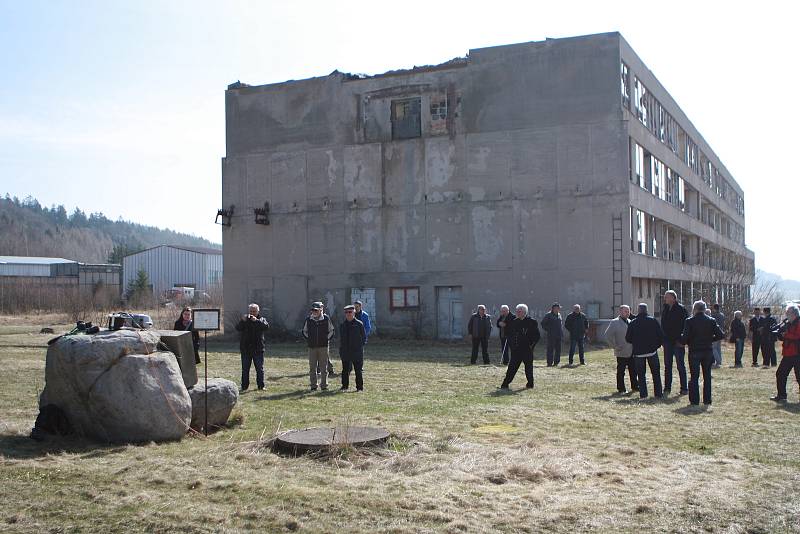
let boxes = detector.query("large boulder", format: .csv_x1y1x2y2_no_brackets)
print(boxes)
39,330,192,442
188,378,238,430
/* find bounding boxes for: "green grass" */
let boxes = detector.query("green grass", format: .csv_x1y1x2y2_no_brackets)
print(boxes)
1,323,799,533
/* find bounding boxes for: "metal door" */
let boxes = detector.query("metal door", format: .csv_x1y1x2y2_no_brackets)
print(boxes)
436,286,463,339
450,301,463,338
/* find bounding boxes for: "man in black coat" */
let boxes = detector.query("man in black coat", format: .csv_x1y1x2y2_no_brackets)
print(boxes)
661,290,689,396
748,307,762,367
235,303,270,391
564,304,589,365
760,307,778,367
339,305,367,391
540,303,563,367
500,304,540,390
496,305,514,365
467,305,493,365
680,301,725,405
625,303,664,399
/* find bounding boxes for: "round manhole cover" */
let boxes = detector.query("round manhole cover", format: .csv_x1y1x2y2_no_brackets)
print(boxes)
275,426,390,455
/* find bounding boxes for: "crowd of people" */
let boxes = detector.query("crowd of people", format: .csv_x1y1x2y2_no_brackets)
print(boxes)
182,293,800,405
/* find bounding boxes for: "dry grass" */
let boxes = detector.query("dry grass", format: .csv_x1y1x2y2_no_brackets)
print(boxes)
1,320,799,533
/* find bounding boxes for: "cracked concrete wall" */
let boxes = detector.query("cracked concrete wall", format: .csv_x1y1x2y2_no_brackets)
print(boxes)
222,33,630,335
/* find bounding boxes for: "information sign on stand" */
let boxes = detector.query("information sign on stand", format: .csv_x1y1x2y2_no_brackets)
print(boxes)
191,309,220,436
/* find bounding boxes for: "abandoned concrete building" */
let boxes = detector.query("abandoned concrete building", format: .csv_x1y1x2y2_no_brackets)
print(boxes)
221,32,754,338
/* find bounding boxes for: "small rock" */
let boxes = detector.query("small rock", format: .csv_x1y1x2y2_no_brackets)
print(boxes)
188,378,238,430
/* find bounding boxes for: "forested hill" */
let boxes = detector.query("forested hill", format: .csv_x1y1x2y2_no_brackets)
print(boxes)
0,195,220,264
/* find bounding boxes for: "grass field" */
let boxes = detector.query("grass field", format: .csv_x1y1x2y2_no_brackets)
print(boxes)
1,317,799,533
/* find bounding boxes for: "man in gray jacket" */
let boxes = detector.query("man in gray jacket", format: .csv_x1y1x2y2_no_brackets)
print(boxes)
604,305,638,393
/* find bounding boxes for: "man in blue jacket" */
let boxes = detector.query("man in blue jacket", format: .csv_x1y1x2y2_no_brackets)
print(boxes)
625,303,664,399
354,300,372,340
680,301,725,405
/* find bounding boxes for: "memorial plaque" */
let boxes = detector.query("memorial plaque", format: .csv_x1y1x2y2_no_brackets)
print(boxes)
193,309,220,331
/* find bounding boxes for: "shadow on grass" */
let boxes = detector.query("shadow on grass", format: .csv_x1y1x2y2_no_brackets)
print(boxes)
774,402,800,414
254,389,312,401
674,404,710,416
487,388,528,397
0,433,131,460
268,373,307,380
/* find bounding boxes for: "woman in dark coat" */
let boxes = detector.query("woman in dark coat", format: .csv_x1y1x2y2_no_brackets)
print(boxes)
174,306,201,364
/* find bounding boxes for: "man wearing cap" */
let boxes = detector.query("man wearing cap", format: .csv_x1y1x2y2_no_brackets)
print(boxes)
235,303,270,392
302,301,335,391
354,300,372,340
540,303,563,367
339,305,367,391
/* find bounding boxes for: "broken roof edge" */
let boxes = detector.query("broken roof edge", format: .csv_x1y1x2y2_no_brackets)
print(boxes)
226,31,622,92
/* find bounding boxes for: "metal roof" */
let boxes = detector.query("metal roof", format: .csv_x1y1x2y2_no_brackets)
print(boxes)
0,256,77,265
124,244,222,258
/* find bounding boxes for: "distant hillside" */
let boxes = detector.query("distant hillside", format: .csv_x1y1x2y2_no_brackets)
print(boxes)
0,195,220,264
757,269,800,301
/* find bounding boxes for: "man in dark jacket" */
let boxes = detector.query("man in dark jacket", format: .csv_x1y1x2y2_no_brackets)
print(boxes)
661,290,689,396
625,303,664,399
749,307,762,367
496,305,514,365
564,304,588,365
680,301,725,405
760,307,778,367
339,304,367,391
771,304,800,402
302,301,335,391
500,304,540,390
540,303,563,367
730,310,747,368
235,303,270,392
468,305,493,365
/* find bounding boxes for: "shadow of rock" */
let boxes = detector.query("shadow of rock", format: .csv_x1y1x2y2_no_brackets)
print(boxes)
0,433,133,460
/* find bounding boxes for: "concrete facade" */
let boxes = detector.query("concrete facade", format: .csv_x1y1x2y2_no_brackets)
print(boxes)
221,32,753,336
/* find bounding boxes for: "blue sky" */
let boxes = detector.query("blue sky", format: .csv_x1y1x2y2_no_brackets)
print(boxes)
0,0,797,279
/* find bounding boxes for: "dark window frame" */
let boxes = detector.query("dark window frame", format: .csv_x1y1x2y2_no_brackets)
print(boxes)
390,286,420,310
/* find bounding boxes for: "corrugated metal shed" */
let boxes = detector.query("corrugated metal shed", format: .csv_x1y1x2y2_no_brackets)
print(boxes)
123,245,222,296
0,256,77,277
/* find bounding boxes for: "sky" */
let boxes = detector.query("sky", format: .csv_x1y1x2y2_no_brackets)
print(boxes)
0,0,797,278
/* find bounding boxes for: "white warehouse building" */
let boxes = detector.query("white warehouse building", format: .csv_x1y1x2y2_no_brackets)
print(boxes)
122,245,223,297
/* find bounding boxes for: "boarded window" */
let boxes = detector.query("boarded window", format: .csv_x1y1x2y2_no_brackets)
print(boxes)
390,287,420,309
391,98,421,140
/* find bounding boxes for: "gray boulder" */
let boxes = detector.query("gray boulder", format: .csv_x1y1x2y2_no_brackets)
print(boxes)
188,378,238,430
40,330,191,442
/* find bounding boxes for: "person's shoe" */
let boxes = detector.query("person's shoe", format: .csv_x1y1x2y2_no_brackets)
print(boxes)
356,387,364,392
615,390,627,395
762,365,771,369
257,386,265,391
711,364,720,369
499,384,510,390
328,372,338,378
339,386,348,391
470,361,477,365
580,361,586,365
703,401,712,405
632,386,639,391
321,385,328,391
679,389,689,396
240,386,249,393
752,362,759,367
525,383,534,389
734,364,743,368
310,385,318,391
663,388,671,396
770,395,787,402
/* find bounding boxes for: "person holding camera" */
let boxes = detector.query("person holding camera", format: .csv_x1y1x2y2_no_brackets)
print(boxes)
749,307,763,367
760,307,778,367
235,303,270,392
770,304,800,402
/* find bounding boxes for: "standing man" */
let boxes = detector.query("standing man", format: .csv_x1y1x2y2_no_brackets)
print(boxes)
770,304,800,402
625,303,664,399
302,302,335,391
496,305,514,365
680,301,725,406
761,307,778,368
730,311,747,368
468,305,493,365
499,304,540,390
710,303,726,369
541,303,563,367
235,303,270,392
749,307,763,367
604,305,638,394
354,300,372,340
339,304,367,392
564,304,589,365
661,290,689,396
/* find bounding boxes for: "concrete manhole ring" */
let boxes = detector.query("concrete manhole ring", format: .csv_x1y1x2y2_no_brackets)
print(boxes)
275,426,390,455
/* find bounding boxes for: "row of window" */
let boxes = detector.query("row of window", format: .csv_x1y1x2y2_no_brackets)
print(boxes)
632,277,750,314
621,62,745,217
631,140,745,246
629,206,752,273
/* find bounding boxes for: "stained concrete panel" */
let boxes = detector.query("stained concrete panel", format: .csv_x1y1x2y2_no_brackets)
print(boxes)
425,136,466,203
514,199,557,270
344,144,382,208
308,209,346,274
271,275,308,329
383,140,425,207
468,202,512,269
510,129,558,196
271,152,307,213
383,206,426,273
272,213,307,275
425,203,468,271
345,208,383,273
306,147,344,210
245,153,271,211
557,126,593,194
222,157,245,212
466,131,511,202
